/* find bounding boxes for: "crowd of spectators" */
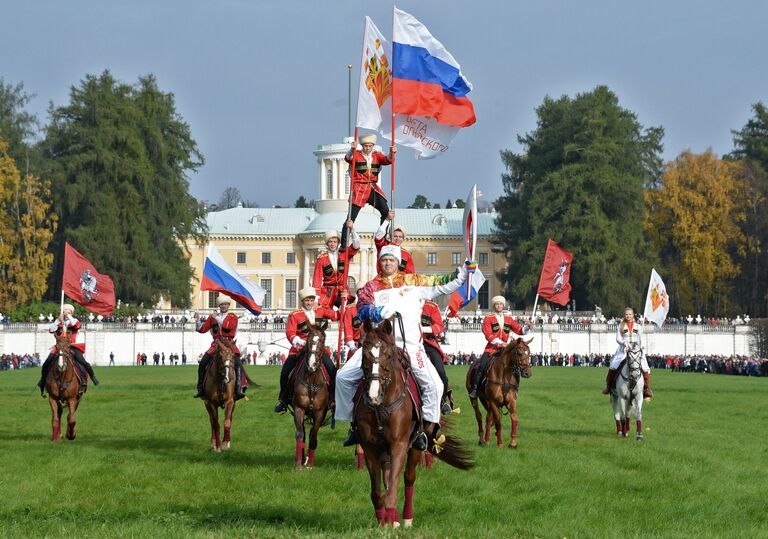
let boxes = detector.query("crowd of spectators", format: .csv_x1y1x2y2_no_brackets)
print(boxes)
0,353,40,370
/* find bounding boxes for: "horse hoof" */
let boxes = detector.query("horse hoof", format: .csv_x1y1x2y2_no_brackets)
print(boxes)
478,440,485,447
66,433,76,441
392,521,400,529
403,519,413,528
509,442,517,449
295,464,302,472
636,434,644,441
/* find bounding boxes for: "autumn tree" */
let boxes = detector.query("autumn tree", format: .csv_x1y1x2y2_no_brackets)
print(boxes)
645,150,745,314
0,138,57,311
496,86,663,312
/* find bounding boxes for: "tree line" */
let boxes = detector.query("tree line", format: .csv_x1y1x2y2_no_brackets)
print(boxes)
494,85,768,317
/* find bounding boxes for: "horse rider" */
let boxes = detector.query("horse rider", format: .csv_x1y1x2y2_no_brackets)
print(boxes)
274,287,340,413
193,294,245,400
37,303,99,394
343,294,363,357
468,296,532,399
340,134,395,249
313,221,360,309
603,307,653,398
336,245,469,451
421,300,454,414
374,209,415,274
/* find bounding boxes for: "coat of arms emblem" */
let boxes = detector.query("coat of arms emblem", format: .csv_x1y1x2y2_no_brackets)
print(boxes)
80,269,99,302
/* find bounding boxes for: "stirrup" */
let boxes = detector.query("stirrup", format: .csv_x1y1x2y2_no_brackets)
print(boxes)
469,388,477,399
274,400,288,413
193,389,204,399
441,401,452,415
412,431,428,451
342,427,358,447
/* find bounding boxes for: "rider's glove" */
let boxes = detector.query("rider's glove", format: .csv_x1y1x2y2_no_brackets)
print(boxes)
292,337,306,347
491,338,505,346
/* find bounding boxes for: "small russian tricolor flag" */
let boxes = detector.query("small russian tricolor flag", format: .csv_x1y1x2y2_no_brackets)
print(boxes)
446,267,486,318
201,244,265,316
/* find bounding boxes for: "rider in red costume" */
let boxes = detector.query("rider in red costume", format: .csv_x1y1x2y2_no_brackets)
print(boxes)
194,294,245,400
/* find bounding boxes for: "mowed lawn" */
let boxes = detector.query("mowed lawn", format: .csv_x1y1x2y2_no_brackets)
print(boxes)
0,365,766,539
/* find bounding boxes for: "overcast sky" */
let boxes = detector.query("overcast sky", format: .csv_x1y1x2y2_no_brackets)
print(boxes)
2,0,766,208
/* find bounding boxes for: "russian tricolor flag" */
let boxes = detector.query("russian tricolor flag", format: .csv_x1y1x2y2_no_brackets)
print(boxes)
201,244,266,316
392,7,476,128
447,267,486,318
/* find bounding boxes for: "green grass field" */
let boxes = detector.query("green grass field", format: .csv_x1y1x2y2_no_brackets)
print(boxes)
0,365,766,538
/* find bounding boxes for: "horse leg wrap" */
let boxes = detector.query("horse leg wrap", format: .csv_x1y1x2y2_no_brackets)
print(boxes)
223,427,231,443
511,418,519,437
425,453,433,468
356,453,365,470
636,420,642,433
615,419,622,433
375,507,386,525
484,424,491,443
403,486,415,519
386,507,399,525
213,430,221,448
295,441,305,464
496,430,503,446
307,448,316,466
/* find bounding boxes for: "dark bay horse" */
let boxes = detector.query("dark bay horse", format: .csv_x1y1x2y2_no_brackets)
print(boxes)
357,320,473,528
45,332,86,442
290,323,332,471
467,338,532,448
203,338,241,452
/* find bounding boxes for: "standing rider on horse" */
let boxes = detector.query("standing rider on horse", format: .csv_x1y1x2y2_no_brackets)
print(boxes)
37,303,99,394
313,223,360,309
274,286,339,413
374,210,415,274
603,307,653,398
468,296,532,399
336,245,470,451
194,294,245,400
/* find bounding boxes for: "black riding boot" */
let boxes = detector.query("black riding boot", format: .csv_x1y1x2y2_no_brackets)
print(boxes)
322,355,337,410
234,358,245,401
442,388,454,414
72,350,99,385
38,353,55,395
275,355,297,412
343,424,359,447
194,353,211,398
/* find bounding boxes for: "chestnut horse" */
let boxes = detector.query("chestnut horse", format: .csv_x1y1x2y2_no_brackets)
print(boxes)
202,338,239,452
44,332,86,442
357,320,473,528
467,338,532,448
290,322,332,470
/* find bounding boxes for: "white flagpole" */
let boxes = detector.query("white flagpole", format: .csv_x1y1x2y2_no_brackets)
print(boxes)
530,294,540,321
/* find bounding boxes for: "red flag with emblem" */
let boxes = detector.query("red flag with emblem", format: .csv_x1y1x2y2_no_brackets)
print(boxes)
62,242,116,316
536,239,573,306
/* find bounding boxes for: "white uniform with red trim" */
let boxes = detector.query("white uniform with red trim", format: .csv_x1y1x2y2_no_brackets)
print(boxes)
610,322,650,372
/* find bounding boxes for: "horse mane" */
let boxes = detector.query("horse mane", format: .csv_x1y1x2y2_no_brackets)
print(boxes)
55,332,72,353
217,338,235,355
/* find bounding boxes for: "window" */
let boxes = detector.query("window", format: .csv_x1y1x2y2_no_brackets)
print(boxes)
326,167,333,197
262,252,271,264
260,279,272,309
427,252,437,265
286,252,296,264
452,252,461,265
479,252,489,265
478,281,489,309
236,252,246,264
285,279,297,309
207,291,218,309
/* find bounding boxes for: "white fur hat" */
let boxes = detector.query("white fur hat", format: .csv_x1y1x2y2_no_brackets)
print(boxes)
62,304,75,313
393,225,406,237
216,294,232,305
299,287,317,301
359,134,377,145
491,295,506,306
379,245,401,262
324,230,340,243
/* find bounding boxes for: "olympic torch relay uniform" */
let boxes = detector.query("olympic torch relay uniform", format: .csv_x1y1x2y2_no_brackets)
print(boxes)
610,321,650,372
335,266,467,424
196,312,241,355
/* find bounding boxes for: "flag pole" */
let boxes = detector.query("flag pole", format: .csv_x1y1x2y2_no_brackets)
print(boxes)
388,4,396,243
530,294,540,322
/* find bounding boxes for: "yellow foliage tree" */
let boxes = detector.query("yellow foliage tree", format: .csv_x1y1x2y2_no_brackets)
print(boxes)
0,138,57,312
645,150,746,315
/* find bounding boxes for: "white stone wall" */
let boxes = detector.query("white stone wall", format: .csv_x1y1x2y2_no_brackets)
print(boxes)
0,323,755,366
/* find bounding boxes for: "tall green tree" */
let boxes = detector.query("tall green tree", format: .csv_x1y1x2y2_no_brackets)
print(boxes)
729,103,768,316
495,86,663,313
0,79,40,173
42,71,206,307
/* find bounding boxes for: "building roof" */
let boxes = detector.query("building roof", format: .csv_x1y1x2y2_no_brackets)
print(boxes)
205,206,497,237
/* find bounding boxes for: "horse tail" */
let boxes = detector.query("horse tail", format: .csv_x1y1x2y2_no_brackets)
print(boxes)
433,417,475,470
243,368,258,389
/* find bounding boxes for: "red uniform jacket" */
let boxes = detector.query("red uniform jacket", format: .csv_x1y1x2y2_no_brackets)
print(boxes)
343,304,363,345
482,313,525,354
286,307,339,355
374,236,415,274
313,247,359,308
49,318,86,354
197,312,240,355
344,149,391,207
421,301,445,359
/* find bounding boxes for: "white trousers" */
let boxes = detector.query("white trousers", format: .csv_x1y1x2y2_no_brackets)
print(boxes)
335,343,443,423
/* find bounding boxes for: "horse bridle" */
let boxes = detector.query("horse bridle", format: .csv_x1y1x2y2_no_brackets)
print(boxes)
487,343,531,395
361,335,408,433
215,339,235,384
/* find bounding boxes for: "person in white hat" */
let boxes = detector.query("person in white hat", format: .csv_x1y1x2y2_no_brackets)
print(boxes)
193,294,246,400
468,295,533,398
336,246,471,452
274,286,340,413
374,209,415,274
341,134,396,248
313,221,360,309
38,303,99,393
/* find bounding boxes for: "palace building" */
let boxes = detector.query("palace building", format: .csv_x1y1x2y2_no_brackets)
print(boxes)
185,138,505,313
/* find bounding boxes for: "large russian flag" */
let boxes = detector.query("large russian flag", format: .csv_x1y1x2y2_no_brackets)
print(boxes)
392,7,476,128
200,244,266,316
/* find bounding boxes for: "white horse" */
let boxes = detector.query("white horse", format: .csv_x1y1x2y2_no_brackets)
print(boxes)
610,343,645,440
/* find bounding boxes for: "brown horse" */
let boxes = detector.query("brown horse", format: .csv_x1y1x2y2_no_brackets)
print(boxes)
45,332,86,442
203,338,240,452
290,323,332,471
467,338,532,448
357,320,473,528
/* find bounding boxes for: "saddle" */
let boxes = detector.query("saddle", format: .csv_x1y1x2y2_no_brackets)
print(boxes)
202,360,248,389
73,362,88,388
287,355,330,401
